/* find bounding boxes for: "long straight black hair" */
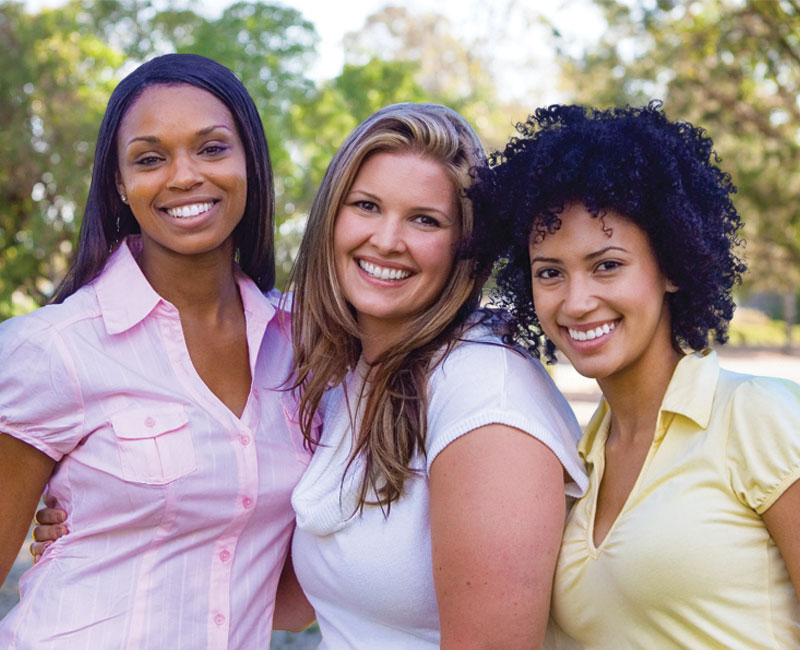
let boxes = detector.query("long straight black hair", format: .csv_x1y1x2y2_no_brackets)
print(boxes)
54,53,275,302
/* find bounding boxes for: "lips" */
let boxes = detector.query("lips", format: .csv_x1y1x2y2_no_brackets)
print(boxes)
163,201,216,219
358,259,412,281
567,320,617,341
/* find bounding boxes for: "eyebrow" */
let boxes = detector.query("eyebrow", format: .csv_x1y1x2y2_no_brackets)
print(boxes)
530,245,628,265
126,124,233,146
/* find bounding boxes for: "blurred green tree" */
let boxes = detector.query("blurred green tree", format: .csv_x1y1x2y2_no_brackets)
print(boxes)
553,0,800,347
0,0,123,319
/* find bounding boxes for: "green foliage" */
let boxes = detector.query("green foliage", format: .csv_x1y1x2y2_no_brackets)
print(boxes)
0,0,122,319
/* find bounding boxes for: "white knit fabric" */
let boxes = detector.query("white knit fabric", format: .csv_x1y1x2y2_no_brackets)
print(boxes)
291,326,587,649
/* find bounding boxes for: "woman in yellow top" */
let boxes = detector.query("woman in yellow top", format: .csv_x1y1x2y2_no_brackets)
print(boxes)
475,101,800,648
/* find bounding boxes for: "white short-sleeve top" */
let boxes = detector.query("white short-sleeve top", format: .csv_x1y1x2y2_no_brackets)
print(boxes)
291,325,587,649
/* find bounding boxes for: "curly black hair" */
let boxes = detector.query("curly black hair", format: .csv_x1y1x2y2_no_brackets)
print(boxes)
468,101,747,361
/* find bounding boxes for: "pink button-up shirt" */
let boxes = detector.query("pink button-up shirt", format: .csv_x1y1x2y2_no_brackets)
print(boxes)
0,237,309,649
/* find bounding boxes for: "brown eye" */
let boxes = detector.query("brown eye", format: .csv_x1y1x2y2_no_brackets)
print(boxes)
134,155,163,166
535,268,561,280
414,215,441,227
201,144,227,156
595,260,621,272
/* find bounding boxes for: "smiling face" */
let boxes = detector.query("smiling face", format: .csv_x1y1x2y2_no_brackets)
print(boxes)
115,83,247,265
333,151,460,354
529,203,678,387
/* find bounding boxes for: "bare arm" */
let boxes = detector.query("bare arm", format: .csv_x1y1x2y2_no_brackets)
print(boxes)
429,424,566,650
272,547,316,632
0,434,55,584
762,477,800,601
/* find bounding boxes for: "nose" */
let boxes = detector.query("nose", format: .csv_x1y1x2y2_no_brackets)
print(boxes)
369,215,406,254
167,152,202,191
561,274,598,318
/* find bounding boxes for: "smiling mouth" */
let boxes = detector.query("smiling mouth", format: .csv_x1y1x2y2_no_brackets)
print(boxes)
567,321,617,342
358,259,412,281
164,201,216,219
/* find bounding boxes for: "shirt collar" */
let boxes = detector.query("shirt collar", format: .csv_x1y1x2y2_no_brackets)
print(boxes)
576,349,720,460
93,237,162,335
660,348,719,429
93,235,279,335
577,400,610,462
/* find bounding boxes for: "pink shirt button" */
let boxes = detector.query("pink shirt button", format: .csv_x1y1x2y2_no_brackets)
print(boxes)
144,416,155,428
219,550,231,563
239,435,251,446
214,613,226,626
242,496,254,509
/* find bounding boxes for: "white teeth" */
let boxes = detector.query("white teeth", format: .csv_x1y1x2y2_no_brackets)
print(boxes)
358,260,412,281
568,321,616,342
165,202,214,218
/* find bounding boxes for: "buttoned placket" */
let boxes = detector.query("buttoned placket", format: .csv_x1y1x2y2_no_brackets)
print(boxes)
153,299,268,650
207,402,260,650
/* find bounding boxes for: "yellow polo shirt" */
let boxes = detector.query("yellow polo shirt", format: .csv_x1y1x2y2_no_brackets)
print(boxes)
550,350,800,649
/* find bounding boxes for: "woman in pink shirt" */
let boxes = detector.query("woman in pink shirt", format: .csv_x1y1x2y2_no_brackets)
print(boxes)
0,53,308,649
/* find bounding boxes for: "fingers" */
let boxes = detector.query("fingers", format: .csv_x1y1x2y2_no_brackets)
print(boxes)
29,541,51,563
34,506,66,526
32,523,68,542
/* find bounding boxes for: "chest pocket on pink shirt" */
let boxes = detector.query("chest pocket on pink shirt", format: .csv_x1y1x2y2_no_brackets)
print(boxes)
110,404,197,485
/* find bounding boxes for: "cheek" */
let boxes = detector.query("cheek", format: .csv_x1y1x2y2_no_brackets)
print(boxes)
228,166,248,209
331,216,350,262
420,233,458,275
531,287,558,330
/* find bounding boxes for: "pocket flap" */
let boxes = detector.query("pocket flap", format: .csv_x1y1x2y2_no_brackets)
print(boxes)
110,405,189,440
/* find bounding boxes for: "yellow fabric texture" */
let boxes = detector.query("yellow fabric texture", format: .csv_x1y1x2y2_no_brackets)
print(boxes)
550,350,800,649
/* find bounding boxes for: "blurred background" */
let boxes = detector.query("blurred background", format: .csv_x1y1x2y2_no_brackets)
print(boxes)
1,0,798,350
1,0,799,644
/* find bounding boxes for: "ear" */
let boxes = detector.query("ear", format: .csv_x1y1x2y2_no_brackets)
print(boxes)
115,171,125,197
665,279,679,293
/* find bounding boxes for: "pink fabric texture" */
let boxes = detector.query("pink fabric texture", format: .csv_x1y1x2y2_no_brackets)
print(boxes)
0,237,309,649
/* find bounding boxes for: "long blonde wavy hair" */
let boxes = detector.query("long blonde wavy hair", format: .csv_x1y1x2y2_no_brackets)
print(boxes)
288,103,489,509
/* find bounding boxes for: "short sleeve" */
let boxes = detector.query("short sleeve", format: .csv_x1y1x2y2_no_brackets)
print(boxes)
727,376,800,513
0,313,85,460
425,337,587,497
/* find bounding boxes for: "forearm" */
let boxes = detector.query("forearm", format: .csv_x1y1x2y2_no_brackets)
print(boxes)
0,434,55,585
272,548,316,632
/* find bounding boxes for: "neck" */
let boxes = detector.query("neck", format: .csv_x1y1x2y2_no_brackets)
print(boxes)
357,315,408,364
598,343,683,445
138,239,240,318
360,331,395,364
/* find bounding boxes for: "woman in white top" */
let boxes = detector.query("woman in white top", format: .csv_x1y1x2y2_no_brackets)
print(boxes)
284,103,586,648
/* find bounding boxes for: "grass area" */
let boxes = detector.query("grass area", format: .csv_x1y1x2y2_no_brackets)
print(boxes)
728,307,800,348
